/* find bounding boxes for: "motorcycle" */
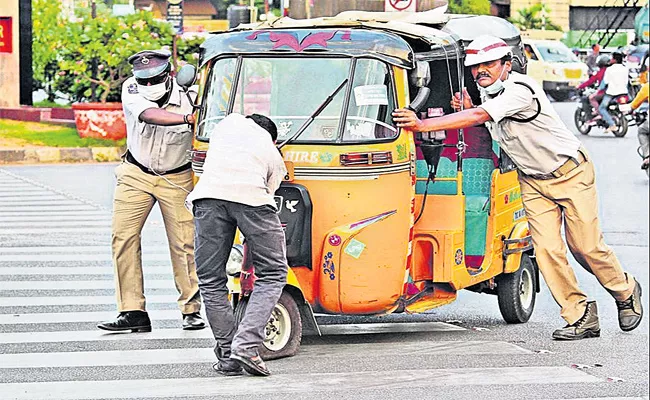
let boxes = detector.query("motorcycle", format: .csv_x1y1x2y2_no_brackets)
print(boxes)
574,87,630,137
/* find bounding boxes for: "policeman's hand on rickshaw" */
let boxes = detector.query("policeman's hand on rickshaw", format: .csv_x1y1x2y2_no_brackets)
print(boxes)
451,88,473,112
392,108,424,131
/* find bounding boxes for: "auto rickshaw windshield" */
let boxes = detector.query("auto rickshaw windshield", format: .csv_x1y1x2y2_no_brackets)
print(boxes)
197,56,398,143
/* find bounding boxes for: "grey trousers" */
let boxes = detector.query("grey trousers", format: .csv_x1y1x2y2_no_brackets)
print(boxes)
193,198,288,367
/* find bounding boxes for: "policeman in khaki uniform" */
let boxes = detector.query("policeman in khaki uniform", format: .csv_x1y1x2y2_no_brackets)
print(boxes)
393,35,643,340
98,49,205,332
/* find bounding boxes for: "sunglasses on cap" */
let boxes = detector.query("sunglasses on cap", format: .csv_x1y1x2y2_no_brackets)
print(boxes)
135,71,169,86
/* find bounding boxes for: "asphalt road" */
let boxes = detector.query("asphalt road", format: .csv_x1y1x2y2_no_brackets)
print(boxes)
0,101,648,400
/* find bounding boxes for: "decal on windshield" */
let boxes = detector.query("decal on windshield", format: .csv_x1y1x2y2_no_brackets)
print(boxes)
246,30,352,52
354,85,388,106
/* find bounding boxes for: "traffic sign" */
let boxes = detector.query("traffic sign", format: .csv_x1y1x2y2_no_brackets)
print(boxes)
385,0,417,12
167,0,184,35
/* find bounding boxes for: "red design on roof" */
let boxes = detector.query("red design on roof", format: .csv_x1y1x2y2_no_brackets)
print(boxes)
246,30,351,52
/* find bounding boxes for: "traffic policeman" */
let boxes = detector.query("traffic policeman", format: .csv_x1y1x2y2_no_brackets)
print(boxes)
98,49,205,333
392,35,643,340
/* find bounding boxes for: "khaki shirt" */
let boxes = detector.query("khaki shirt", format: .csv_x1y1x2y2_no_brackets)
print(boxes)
121,77,197,172
479,72,581,176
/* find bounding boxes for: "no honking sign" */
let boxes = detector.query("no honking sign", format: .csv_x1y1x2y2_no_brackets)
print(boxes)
385,0,417,12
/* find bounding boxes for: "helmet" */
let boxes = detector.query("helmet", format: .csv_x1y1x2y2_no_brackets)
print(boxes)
596,54,611,68
465,35,512,67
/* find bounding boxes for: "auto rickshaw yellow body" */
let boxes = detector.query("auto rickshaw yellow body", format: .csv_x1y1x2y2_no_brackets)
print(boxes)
190,10,537,359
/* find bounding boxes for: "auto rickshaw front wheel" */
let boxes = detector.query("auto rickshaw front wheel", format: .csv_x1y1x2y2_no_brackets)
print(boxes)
234,290,302,361
496,253,537,323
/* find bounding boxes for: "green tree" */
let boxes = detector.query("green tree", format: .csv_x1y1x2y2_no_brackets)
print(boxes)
447,0,491,15
510,3,562,31
32,0,66,101
56,5,175,103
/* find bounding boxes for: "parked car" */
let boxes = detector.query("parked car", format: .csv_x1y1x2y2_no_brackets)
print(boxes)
523,39,589,101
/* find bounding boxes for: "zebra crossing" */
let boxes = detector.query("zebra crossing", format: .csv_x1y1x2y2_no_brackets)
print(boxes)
0,167,643,400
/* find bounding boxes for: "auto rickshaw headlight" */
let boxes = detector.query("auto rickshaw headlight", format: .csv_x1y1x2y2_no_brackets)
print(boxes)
226,245,244,276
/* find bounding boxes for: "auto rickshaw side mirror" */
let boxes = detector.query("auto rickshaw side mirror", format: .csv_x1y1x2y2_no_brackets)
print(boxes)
409,61,431,87
407,61,431,112
176,64,203,111
176,64,197,90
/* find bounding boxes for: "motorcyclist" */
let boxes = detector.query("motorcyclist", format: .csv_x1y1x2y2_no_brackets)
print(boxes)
579,54,610,117
598,52,629,132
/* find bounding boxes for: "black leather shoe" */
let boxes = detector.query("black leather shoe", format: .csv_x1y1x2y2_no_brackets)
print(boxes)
212,362,243,376
182,312,206,330
552,301,600,340
230,350,271,376
97,311,151,333
617,279,643,332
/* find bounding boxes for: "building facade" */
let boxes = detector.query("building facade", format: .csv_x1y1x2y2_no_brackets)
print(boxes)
508,0,644,32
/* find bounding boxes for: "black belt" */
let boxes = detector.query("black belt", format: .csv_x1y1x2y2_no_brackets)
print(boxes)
125,151,191,176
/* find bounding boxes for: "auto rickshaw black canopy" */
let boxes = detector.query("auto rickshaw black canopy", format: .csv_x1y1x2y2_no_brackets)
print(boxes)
199,11,464,70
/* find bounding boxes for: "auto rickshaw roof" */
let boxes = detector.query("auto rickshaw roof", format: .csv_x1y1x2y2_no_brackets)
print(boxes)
199,10,463,69
444,15,522,46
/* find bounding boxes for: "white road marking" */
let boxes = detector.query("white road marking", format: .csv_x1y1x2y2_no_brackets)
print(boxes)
0,196,69,202
0,205,99,212
0,295,178,308
0,266,170,276
319,321,465,335
0,340,532,368
0,367,601,399
0,215,111,222
0,323,468,344
0,192,56,198
0,246,161,254
0,210,108,217
0,227,112,234
0,279,175,290
0,253,168,262
0,310,184,325
0,200,87,207
0,220,111,228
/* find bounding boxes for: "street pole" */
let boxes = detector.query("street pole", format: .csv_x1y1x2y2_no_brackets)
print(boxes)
172,35,178,72
305,0,311,19
90,0,98,102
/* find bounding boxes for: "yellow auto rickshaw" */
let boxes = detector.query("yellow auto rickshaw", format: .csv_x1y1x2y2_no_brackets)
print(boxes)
179,10,537,360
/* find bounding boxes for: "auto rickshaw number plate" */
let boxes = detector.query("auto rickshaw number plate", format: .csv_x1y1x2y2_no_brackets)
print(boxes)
284,161,294,182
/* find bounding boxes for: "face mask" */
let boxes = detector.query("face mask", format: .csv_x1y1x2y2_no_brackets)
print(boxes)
480,64,507,96
138,78,169,101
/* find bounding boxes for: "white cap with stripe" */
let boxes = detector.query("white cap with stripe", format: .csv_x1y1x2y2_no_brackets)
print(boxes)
464,35,512,67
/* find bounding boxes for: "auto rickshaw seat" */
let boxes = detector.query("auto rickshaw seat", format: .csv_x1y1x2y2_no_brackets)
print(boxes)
460,127,498,268
415,157,458,195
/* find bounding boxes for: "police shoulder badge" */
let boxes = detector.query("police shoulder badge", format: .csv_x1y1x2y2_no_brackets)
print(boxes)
128,83,138,94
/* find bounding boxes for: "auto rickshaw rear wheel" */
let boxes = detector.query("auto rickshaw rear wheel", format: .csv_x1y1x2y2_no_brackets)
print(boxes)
234,290,302,361
496,253,536,324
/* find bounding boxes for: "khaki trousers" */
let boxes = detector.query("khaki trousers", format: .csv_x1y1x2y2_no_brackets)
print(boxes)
112,162,200,314
518,156,635,324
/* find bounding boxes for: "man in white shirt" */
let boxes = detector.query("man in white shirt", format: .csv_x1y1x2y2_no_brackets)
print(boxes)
186,113,288,377
599,52,629,132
